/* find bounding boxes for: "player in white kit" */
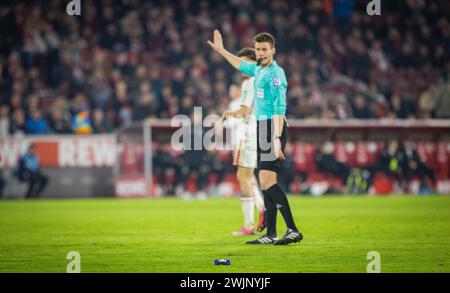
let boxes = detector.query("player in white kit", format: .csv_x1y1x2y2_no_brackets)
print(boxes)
221,48,266,235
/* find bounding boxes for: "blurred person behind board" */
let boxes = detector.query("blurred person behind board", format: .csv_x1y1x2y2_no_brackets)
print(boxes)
17,144,49,198
0,105,10,139
402,140,436,193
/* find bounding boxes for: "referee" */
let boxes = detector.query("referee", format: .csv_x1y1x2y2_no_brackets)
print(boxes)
208,30,303,245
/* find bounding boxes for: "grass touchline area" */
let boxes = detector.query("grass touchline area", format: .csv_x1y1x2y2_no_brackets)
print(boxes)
0,195,449,272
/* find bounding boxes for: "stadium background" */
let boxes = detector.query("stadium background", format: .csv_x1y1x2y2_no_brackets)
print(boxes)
0,0,450,273
1,0,449,198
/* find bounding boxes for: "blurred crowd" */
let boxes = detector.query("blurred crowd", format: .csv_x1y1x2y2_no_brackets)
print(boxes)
149,138,438,196
0,0,449,138
290,139,437,195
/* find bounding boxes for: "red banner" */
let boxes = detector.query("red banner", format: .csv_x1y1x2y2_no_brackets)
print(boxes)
0,135,116,169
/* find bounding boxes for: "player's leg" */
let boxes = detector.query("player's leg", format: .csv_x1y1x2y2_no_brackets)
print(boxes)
252,174,266,232
238,167,254,194
246,169,279,244
232,166,255,235
243,119,265,232
240,167,255,229
252,174,265,212
243,169,265,233
247,119,278,244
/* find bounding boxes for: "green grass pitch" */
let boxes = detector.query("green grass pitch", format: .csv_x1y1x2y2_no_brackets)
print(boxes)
0,195,449,272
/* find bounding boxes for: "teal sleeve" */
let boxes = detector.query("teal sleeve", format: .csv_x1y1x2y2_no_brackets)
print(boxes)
271,72,287,116
238,61,256,77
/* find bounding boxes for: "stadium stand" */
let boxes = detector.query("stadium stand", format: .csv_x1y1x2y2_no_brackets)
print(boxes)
0,0,449,196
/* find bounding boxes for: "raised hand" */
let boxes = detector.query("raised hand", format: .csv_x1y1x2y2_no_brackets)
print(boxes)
207,29,224,52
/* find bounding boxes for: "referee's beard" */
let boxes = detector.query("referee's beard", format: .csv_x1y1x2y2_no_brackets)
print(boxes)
257,58,262,66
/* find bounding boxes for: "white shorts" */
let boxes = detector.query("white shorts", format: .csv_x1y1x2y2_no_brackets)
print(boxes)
233,119,257,169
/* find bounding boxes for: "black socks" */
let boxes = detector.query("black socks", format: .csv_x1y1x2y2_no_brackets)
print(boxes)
262,189,277,237
263,184,299,235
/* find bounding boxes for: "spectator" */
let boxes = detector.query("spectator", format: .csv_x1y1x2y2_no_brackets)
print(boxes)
133,93,158,121
367,140,404,190
333,0,355,22
434,83,450,119
0,105,10,138
9,109,26,137
315,142,352,185
0,0,449,198
389,94,416,119
177,112,208,198
25,109,49,134
418,85,438,118
16,144,49,199
178,95,195,117
91,108,112,134
402,140,436,193
0,0,449,129
202,149,232,193
279,143,296,193
70,97,91,133
175,111,233,198
48,108,72,134
348,40,370,83
113,81,133,127
153,143,179,195
369,41,389,72
351,95,374,119
71,110,93,135
335,95,353,119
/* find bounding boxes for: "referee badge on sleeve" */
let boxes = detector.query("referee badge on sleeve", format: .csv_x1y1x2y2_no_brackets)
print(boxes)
273,77,282,87
257,88,264,99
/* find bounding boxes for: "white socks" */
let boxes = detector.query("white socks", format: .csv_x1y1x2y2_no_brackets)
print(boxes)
239,176,264,230
252,175,265,212
241,197,254,230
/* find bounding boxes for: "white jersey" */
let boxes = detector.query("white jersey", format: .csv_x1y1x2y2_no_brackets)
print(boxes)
232,77,257,168
240,77,256,131
227,77,255,145
241,77,255,115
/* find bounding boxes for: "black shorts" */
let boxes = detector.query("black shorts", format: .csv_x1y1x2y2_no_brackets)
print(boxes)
256,119,288,173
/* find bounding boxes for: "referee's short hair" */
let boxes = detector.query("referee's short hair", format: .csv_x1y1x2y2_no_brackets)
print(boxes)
237,47,256,61
254,32,275,48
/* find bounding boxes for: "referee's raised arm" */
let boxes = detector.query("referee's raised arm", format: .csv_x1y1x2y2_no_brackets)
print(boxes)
207,29,243,70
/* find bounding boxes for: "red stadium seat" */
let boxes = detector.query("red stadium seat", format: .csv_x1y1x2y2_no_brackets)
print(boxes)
416,142,437,171
306,172,328,184
208,173,219,185
436,142,449,179
216,150,232,162
355,142,379,168
187,176,197,193
164,168,176,186
333,142,357,167
292,142,317,172
222,173,240,194
327,175,344,192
